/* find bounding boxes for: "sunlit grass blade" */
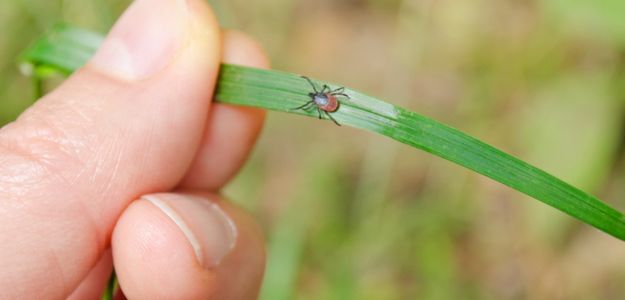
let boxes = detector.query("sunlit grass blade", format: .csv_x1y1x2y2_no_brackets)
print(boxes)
20,24,625,241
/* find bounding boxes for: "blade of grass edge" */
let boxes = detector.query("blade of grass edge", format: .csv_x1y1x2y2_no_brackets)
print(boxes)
19,24,625,241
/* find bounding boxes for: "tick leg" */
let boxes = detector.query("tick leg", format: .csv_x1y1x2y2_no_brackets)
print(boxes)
317,108,323,119
300,102,315,111
325,111,341,126
331,86,345,93
291,101,314,110
321,84,330,93
301,76,319,93
332,92,350,99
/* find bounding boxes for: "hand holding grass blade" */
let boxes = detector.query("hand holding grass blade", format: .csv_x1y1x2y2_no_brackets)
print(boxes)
21,24,625,241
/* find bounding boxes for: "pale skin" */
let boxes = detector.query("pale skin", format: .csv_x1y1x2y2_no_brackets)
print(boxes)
0,0,268,299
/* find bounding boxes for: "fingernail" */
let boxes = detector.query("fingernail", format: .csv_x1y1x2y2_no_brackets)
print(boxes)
89,0,188,80
142,193,238,268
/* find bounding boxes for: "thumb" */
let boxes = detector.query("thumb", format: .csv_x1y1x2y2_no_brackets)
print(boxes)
0,0,220,298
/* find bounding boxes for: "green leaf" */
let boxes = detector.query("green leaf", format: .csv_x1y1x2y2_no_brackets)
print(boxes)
20,23,625,241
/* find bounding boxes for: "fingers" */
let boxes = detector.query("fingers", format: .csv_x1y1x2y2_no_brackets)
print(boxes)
180,30,270,190
67,250,113,300
112,193,265,299
0,0,221,298
111,32,270,299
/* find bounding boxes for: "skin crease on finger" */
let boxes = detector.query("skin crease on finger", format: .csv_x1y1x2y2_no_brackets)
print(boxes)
66,250,113,300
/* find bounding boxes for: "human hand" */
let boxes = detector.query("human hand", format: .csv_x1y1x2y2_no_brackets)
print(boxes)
0,0,268,298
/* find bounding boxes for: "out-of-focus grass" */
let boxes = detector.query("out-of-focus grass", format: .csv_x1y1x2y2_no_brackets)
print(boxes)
3,0,625,299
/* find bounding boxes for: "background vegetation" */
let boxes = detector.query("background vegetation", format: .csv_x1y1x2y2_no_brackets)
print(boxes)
3,0,625,299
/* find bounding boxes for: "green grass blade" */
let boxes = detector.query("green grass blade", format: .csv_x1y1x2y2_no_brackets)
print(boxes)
20,23,103,76
20,24,625,241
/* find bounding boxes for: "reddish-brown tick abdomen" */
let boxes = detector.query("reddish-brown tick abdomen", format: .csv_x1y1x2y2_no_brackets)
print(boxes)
319,93,339,112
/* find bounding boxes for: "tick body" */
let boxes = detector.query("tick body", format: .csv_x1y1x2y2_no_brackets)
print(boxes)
313,93,339,112
292,76,350,126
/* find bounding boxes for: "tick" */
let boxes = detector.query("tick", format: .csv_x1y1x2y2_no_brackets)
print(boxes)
292,76,350,126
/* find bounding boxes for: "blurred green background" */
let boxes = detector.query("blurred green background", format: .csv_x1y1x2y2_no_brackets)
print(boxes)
3,0,625,299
